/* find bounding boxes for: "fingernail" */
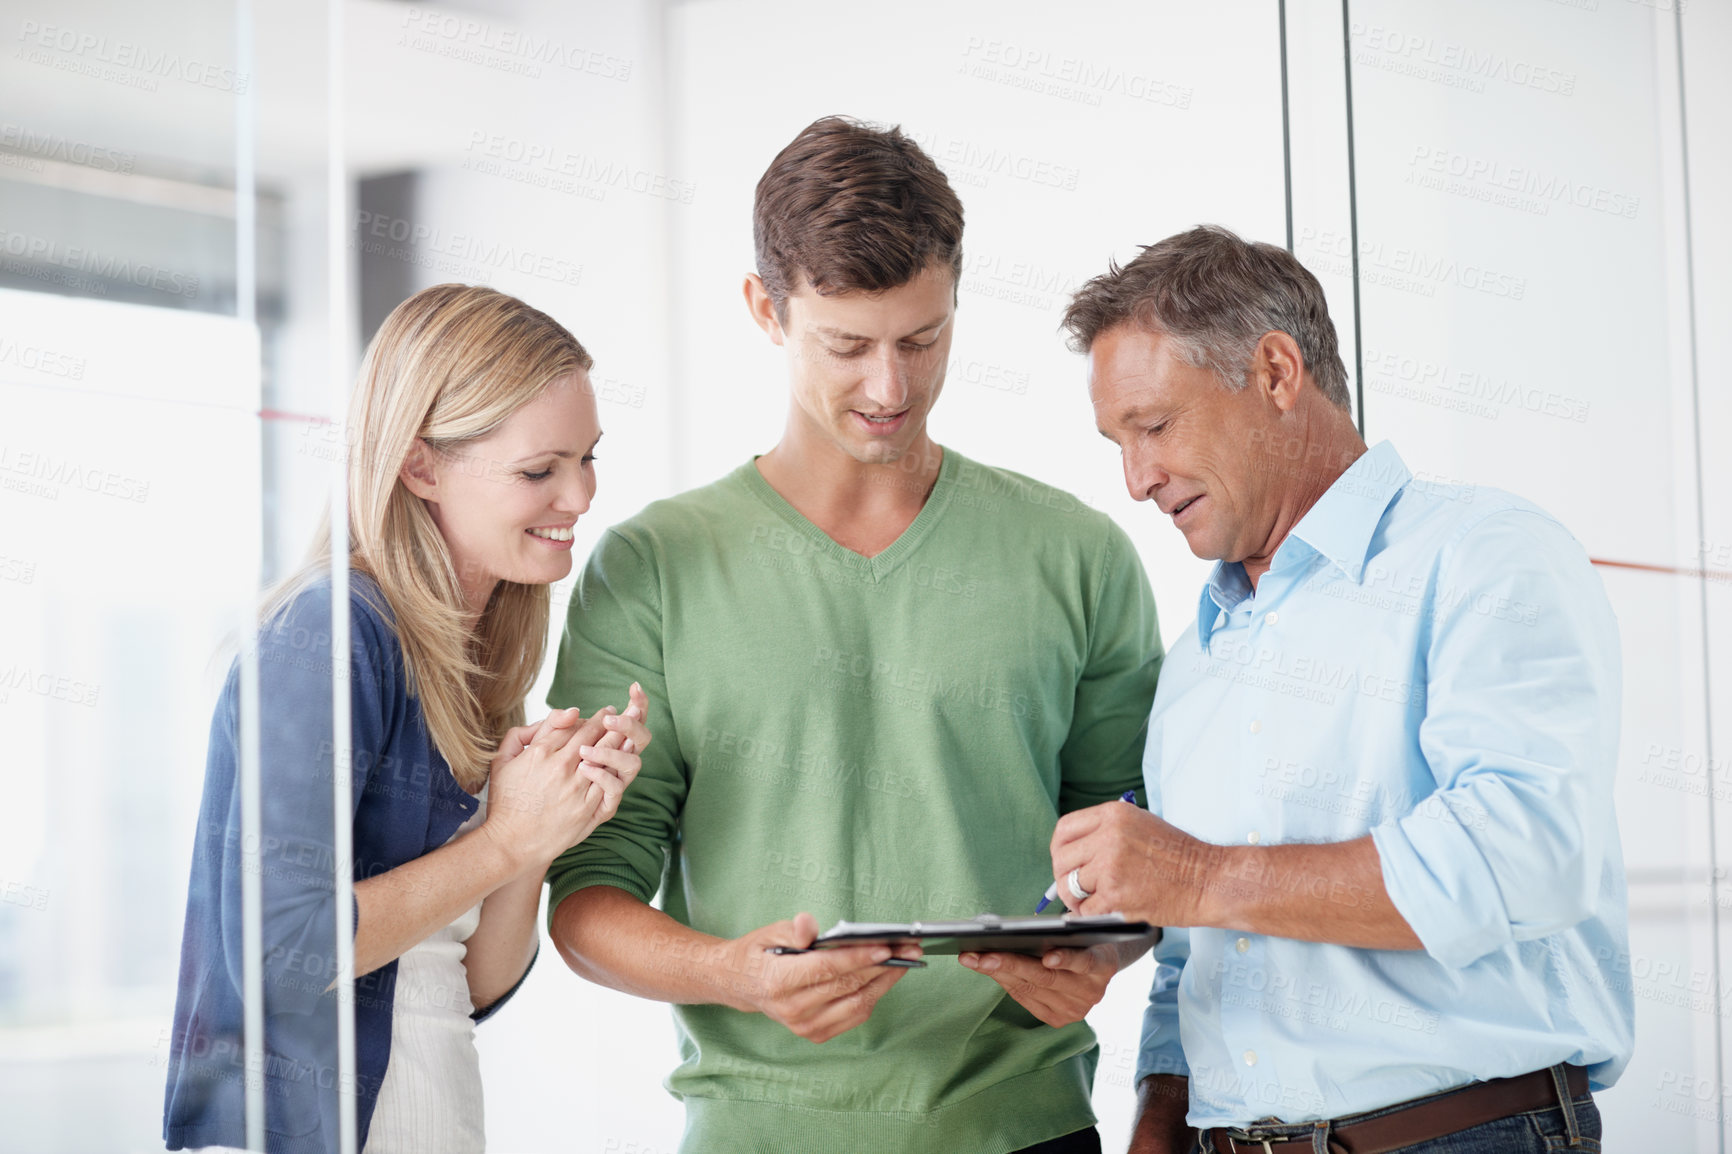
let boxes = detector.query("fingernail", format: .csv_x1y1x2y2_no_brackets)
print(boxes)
959,954,977,968
578,745,595,756
603,715,619,727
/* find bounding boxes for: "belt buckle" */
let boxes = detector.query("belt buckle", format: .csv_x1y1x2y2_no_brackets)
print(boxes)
1225,1128,1280,1154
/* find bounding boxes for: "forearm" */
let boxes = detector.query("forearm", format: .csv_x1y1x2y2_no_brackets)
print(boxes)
463,869,543,1011
549,884,758,1011
352,826,528,978
1128,1075,1196,1154
1200,836,1421,950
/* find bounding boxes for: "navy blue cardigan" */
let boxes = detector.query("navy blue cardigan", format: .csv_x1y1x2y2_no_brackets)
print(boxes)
163,576,527,1152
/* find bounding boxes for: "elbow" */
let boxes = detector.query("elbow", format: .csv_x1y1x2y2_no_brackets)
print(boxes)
1499,814,1604,941
1507,860,1597,941
548,890,605,979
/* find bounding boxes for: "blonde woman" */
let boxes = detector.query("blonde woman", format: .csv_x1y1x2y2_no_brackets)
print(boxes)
163,285,649,1153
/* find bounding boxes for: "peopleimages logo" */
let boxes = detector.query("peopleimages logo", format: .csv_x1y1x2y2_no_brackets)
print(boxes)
350,211,583,287
958,36,1194,109
1350,22,1576,96
0,445,150,503
462,131,696,204
0,335,86,380
0,229,200,299
0,122,134,173
398,7,632,81
1407,146,1640,220
1296,228,1527,302
15,20,251,93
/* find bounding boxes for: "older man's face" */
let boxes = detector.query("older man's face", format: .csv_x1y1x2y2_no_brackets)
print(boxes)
1089,324,1281,563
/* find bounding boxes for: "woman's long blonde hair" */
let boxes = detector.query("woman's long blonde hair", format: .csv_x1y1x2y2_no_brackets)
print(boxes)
266,284,592,792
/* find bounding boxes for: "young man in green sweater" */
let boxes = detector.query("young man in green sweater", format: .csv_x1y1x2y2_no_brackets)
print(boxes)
546,116,1162,1154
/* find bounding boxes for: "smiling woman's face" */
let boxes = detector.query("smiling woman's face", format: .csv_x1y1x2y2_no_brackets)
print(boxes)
408,371,602,610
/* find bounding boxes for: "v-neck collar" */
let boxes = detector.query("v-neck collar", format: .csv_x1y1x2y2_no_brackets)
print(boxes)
739,448,960,583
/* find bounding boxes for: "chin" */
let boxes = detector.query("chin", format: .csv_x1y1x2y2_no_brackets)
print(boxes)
852,428,921,461
853,443,905,464
1177,529,1217,562
513,561,574,589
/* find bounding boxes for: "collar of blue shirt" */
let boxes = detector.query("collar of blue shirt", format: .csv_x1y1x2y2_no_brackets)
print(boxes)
1197,440,1411,648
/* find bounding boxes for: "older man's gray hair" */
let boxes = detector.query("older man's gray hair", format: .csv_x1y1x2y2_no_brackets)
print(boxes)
1062,225,1352,412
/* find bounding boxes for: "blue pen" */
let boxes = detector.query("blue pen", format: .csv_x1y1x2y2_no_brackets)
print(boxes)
1036,790,1139,913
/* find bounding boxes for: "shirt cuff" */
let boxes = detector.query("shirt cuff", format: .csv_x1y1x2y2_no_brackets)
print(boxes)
1373,810,1514,969
1135,958,1191,1084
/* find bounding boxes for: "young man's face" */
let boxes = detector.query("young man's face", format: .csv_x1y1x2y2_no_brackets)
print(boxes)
771,264,956,466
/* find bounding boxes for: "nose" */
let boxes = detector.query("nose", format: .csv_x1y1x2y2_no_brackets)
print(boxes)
555,461,594,517
1121,445,1166,503
861,347,910,411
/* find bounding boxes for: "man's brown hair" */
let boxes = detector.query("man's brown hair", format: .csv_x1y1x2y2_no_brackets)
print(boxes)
753,116,964,322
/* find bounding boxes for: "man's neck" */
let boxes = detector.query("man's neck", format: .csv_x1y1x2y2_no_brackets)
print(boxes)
1241,427,1369,591
755,427,943,559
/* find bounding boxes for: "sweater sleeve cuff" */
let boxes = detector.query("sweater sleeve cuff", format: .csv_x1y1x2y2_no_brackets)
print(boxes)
546,863,659,932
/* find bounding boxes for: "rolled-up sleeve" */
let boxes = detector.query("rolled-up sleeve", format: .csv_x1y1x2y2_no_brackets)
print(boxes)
1372,510,1621,969
545,529,682,916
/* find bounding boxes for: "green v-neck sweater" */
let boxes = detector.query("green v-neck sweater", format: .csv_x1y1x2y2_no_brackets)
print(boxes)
547,449,1161,1153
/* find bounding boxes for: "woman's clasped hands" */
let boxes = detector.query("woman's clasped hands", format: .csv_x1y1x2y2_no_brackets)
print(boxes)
483,682,652,871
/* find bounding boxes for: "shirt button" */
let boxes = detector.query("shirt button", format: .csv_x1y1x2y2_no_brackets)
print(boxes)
1265,612,1280,626
1244,1050,1258,1066
1236,937,1250,953
1247,831,1261,844
1249,720,1263,734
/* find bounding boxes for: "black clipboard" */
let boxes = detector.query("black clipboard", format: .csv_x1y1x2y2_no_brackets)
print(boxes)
809,913,1156,956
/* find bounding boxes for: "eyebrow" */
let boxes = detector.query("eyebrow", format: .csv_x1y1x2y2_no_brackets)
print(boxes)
815,315,951,342
1095,402,1168,438
509,432,602,464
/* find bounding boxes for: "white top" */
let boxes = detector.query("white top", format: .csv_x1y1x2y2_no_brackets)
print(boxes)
363,791,489,1154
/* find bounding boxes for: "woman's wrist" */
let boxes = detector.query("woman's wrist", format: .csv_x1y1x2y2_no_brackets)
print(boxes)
475,818,544,884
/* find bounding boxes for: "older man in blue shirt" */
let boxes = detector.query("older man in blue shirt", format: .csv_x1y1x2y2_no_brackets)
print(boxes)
1052,226,1632,1154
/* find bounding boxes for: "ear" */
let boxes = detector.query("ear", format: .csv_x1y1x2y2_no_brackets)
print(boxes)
742,273,786,346
1255,331,1307,414
399,438,440,502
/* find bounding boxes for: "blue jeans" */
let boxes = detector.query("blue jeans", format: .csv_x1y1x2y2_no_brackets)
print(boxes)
1195,1094,1602,1153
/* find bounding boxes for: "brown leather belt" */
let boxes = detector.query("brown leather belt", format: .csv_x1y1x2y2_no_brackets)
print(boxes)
1207,1065,1590,1154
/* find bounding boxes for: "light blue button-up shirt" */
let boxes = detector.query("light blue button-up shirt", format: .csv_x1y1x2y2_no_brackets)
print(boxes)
1135,441,1634,1127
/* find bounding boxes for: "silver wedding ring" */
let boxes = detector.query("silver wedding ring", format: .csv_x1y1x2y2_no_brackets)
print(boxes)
1067,868,1093,901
